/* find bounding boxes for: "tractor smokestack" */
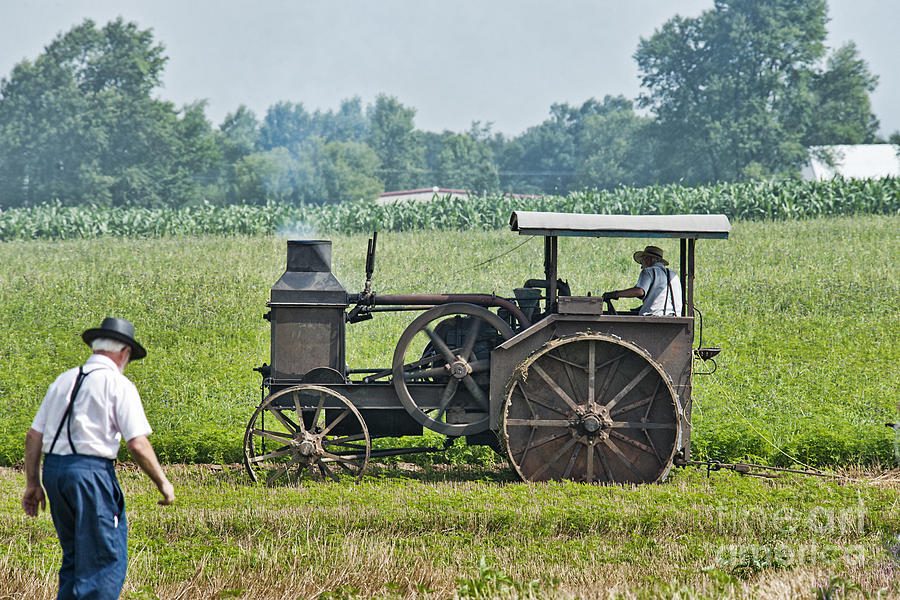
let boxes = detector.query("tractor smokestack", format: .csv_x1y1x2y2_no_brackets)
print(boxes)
286,240,332,273
269,240,348,380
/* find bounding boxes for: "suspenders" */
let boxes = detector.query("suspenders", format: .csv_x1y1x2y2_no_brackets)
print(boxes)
645,266,678,316
48,368,98,455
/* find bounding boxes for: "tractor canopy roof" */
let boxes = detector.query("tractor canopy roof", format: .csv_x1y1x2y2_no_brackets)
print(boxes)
509,211,730,239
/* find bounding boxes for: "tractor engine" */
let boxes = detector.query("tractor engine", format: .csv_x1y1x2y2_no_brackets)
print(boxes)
268,240,348,381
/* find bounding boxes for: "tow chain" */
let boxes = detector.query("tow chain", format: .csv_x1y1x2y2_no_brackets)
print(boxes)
679,459,840,480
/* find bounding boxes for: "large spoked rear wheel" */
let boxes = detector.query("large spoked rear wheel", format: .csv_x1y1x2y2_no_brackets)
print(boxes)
502,334,681,484
243,384,370,485
392,303,514,436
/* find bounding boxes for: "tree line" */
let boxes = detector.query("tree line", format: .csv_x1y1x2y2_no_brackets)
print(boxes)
0,0,890,210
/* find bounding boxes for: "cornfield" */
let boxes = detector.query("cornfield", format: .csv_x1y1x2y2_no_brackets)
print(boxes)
1,178,897,241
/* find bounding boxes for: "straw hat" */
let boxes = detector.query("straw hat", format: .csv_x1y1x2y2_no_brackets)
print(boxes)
633,245,668,266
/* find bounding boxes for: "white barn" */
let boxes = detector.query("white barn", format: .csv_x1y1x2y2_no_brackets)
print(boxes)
375,187,469,205
801,144,900,181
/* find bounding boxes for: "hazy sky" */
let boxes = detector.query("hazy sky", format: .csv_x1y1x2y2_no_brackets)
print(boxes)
1,0,897,136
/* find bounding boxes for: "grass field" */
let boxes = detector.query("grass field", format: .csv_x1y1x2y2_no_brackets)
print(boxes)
0,216,898,598
1,216,897,467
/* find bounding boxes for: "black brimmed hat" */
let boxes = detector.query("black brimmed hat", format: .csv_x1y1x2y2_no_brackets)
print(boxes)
82,317,147,360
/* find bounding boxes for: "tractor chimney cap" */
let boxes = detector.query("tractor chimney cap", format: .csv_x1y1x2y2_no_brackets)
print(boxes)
286,240,332,272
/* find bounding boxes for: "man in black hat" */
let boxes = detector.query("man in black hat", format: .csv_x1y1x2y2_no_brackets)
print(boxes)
22,317,174,599
602,245,683,316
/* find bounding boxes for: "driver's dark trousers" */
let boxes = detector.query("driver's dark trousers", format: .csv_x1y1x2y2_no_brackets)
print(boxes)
42,453,128,599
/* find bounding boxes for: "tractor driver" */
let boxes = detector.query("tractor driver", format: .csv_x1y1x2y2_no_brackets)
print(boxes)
602,245,683,316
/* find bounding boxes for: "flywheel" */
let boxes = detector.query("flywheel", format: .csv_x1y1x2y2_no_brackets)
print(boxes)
502,334,682,484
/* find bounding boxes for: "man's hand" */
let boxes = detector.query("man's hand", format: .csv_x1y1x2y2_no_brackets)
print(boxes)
158,480,175,506
601,292,618,301
22,485,46,517
126,435,175,507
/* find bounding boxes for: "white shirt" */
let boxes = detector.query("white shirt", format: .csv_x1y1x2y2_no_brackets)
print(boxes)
31,354,152,459
636,261,684,316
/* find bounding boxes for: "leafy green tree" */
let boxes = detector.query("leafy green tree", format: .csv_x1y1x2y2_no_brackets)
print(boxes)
232,147,312,204
258,101,311,151
435,131,499,193
367,94,425,190
321,140,383,203
419,130,446,187
219,105,260,162
574,96,654,189
313,97,369,143
216,105,261,203
803,42,879,146
0,18,221,208
506,103,578,193
498,98,648,193
634,0,880,183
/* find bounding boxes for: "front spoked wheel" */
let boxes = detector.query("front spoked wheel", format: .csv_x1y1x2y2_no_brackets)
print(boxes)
243,385,370,485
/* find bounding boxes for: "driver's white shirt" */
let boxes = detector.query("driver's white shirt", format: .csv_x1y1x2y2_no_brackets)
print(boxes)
31,354,152,459
636,261,683,316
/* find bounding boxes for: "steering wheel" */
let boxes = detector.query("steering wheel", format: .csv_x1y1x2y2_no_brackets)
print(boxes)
603,296,617,315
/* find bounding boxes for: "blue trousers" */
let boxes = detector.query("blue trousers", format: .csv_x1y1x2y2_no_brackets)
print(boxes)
42,454,128,600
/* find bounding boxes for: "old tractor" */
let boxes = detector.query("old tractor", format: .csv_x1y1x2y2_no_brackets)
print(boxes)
243,211,730,484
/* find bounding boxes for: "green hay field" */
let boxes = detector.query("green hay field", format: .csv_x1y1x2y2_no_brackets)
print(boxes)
1,216,897,467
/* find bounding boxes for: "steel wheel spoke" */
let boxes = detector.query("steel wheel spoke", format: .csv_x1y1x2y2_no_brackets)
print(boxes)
597,446,614,482
603,438,645,480
319,461,339,482
325,433,367,447
291,392,306,432
312,391,327,429
513,382,570,417
401,352,452,374
322,451,364,472
530,437,579,480
642,429,664,465
505,418,569,427
587,341,596,404
433,378,459,421
610,393,656,418
532,363,581,413
461,375,489,410
267,455,303,485
266,406,300,434
604,365,653,411
563,444,582,479
424,326,457,363
320,408,351,435
543,351,587,371
468,359,490,374
248,446,292,463
644,379,662,421
251,428,294,444
610,430,657,457
586,443,594,483
596,353,625,401
460,318,482,361
610,421,676,430
512,431,570,459
519,426,537,465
